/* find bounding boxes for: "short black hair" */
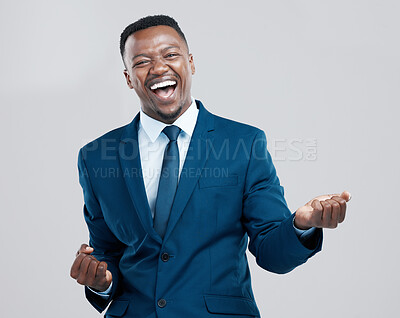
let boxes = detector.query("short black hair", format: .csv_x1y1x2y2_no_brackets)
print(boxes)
120,15,188,60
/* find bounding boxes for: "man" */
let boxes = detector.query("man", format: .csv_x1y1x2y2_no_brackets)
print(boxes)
70,15,351,318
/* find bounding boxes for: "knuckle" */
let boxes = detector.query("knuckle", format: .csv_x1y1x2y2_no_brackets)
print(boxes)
70,266,78,277
77,253,86,261
89,261,98,272
76,278,85,285
324,203,331,208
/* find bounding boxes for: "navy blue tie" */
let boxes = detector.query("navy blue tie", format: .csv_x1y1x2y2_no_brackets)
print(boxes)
154,125,181,239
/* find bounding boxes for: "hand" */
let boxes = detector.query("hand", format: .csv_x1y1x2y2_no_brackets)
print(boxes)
294,191,352,230
70,243,112,292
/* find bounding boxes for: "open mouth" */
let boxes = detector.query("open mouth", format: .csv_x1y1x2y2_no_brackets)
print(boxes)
149,80,177,100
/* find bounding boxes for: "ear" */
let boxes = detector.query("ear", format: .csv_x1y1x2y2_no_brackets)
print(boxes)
123,69,134,89
189,54,195,75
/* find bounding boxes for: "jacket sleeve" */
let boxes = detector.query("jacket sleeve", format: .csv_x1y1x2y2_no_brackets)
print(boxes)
78,148,125,313
242,130,322,274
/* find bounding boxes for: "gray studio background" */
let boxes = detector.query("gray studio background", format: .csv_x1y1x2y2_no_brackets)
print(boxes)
1,0,399,317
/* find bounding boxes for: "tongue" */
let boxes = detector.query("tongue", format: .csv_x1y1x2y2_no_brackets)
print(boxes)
154,86,174,99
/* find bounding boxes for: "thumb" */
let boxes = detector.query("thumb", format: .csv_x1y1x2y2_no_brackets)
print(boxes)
339,190,352,202
77,243,94,256
106,270,112,283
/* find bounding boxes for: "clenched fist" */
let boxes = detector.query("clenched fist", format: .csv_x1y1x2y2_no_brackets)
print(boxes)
294,191,352,230
70,243,112,292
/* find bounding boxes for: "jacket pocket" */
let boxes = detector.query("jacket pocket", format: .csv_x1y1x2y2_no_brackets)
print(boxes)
204,294,259,316
105,300,129,317
199,175,238,188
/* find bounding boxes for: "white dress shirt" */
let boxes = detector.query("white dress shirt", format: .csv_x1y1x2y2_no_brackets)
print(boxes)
138,96,198,219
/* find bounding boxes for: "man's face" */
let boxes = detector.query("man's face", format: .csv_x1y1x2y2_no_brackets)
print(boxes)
123,25,195,124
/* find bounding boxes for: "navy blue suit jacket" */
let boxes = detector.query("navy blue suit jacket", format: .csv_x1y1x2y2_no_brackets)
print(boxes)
78,100,322,317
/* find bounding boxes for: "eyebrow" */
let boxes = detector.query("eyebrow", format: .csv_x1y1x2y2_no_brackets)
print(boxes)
131,53,149,61
161,45,180,52
131,46,182,61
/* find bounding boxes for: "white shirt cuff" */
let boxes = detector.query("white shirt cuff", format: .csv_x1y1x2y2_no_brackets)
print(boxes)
87,281,113,299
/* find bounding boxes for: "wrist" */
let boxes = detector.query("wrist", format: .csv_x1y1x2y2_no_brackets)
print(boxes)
294,213,312,230
91,281,111,293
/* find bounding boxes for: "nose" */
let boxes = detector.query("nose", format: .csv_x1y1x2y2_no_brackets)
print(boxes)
150,57,169,75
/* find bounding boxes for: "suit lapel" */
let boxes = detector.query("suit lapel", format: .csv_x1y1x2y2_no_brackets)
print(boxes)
163,100,215,242
118,100,215,244
119,113,162,244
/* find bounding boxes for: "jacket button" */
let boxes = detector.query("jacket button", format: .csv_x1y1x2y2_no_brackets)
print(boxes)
161,253,170,262
157,298,167,308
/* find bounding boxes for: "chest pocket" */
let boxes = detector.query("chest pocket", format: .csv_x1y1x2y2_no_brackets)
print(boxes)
198,174,238,188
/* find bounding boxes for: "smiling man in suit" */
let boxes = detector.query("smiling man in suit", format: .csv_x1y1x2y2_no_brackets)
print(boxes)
70,15,351,318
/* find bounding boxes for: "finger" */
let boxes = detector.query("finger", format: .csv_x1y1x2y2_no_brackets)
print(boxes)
96,261,108,279
326,199,340,228
85,258,100,288
76,255,94,285
310,199,323,227
94,261,111,291
331,196,347,223
309,194,336,203
321,201,332,228
310,191,351,203
311,198,323,212
340,191,352,202
77,243,94,256
70,252,91,279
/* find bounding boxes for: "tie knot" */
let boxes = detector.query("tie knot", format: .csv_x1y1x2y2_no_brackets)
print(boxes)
162,125,181,142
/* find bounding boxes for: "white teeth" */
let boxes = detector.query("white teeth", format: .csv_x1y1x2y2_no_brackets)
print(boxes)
150,80,176,90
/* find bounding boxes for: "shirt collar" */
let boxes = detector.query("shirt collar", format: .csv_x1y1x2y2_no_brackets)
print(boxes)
139,97,198,143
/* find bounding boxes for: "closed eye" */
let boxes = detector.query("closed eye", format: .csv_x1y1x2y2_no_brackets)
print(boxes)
165,53,179,58
133,60,150,67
